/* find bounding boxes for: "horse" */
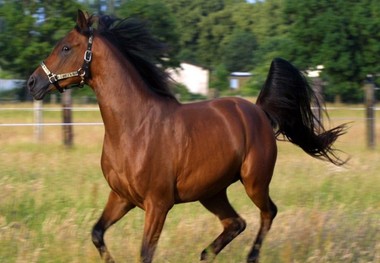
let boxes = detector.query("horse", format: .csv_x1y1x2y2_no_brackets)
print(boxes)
27,10,346,263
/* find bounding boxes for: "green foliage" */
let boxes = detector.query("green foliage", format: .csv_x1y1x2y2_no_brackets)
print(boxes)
197,8,235,67
171,83,207,101
223,30,257,72
162,0,240,66
0,0,82,78
238,77,259,97
209,64,229,92
0,87,23,101
284,0,380,102
117,0,180,68
1,0,379,102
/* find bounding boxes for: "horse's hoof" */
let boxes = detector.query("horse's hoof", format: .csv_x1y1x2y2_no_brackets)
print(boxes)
103,252,115,263
247,256,259,263
200,248,216,262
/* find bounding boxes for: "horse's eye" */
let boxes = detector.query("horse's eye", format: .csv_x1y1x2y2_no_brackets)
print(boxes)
62,46,71,52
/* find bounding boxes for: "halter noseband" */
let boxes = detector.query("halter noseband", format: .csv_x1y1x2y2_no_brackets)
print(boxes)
40,28,94,93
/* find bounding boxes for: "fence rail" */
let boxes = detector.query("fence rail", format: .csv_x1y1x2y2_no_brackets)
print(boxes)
0,106,378,128
0,107,99,111
0,106,103,127
1,106,379,111
0,122,103,127
0,104,377,148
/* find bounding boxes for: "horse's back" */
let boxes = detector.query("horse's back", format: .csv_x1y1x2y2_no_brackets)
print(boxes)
179,97,276,151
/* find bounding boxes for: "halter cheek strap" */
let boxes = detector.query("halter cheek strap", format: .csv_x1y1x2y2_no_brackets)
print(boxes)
40,29,94,93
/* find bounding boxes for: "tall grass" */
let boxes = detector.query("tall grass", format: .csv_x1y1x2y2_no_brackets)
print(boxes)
0,103,379,262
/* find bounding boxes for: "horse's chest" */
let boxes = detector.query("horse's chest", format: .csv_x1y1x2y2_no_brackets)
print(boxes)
101,154,146,207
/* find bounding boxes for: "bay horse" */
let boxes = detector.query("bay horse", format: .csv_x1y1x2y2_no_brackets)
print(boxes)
27,10,346,263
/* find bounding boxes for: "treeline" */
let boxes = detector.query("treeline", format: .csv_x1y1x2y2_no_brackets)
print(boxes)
0,0,379,102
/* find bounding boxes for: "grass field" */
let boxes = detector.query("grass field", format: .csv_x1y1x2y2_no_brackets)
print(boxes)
0,102,379,263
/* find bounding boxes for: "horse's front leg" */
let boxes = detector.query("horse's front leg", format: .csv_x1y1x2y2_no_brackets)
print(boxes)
140,200,172,263
92,191,135,263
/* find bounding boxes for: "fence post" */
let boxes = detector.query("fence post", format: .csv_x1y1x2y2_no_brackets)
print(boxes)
62,90,73,147
33,99,43,141
364,76,376,149
312,76,324,125
308,65,324,127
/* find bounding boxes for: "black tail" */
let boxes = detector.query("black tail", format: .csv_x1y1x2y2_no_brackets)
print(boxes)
257,58,347,165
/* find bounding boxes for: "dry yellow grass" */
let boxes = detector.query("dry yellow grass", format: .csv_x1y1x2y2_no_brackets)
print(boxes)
0,102,379,262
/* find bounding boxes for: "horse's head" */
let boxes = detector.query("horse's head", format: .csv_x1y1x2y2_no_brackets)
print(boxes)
28,10,95,100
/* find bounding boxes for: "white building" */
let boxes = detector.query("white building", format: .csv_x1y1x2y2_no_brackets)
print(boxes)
168,63,209,95
229,72,252,90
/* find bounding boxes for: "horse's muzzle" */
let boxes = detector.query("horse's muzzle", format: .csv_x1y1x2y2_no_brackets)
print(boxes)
27,73,50,100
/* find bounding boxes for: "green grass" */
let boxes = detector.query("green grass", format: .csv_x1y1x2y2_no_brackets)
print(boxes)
0,103,379,262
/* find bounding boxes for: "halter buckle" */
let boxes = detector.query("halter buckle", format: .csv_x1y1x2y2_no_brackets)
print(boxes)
84,50,92,62
48,73,58,84
78,68,85,77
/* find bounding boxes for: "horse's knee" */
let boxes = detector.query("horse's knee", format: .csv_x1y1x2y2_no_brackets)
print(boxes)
221,216,246,238
260,199,277,230
262,198,277,222
232,217,246,234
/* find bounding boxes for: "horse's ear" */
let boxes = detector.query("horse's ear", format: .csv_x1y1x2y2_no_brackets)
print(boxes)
76,9,90,31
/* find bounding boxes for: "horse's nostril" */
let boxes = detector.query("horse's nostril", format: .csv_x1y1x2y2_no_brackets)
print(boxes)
27,76,36,90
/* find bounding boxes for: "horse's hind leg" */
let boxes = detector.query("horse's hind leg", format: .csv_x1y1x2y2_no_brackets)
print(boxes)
246,194,277,263
241,157,277,263
200,189,246,261
92,191,135,263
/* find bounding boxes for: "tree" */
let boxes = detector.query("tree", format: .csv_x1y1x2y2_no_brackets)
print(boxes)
197,8,235,68
162,0,241,66
223,30,257,72
0,0,82,79
117,0,180,68
0,1,38,78
209,64,229,93
284,0,380,102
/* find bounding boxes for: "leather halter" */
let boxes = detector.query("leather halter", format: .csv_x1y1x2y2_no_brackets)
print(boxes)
40,28,94,93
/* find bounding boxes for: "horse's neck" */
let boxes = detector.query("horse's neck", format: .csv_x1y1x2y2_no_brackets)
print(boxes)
89,39,175,137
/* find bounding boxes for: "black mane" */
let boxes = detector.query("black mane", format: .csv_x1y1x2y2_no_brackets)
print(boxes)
96,15,177,100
